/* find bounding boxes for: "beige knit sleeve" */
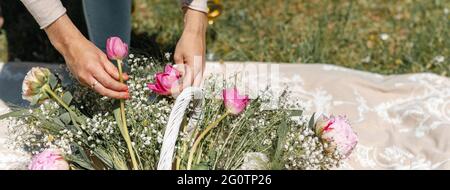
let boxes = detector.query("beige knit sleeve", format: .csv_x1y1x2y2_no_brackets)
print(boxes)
20,0,67,29
181,0,208,13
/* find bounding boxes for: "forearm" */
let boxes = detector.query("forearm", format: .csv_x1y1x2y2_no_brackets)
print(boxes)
183,9,208,35
44,14,86,57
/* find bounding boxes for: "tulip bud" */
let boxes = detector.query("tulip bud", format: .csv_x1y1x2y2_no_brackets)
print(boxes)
222,88,250,115
22,67,52,103
106,37,129,60
147,65,182,96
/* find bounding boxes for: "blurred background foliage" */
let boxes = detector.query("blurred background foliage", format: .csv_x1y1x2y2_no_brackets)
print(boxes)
1,0,449,76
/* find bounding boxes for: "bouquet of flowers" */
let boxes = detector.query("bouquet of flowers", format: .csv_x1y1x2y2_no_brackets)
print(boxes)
1,37,358,170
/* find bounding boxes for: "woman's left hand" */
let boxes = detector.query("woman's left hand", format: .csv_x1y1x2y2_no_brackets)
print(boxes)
174,9,207,90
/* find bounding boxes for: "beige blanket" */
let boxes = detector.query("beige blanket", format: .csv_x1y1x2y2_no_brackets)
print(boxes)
1,62,449,170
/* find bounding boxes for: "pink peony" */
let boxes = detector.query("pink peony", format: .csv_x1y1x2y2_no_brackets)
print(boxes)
106,37,129,60
222,88,250,115
315,115,358,158
147,65,182,96
28,149,70,170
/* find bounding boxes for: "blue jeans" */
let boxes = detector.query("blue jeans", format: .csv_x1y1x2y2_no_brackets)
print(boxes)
82,0,132,52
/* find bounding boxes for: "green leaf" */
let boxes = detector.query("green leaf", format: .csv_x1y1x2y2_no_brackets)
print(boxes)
62,92,73,105
271,117,289,170
113,108,125,135
74,145,95,167
192,163,210,170
208,150,217,162
65,154,95,170
308,113,316,129
59,112,71,125
110,147,129,170
0,109,29,120
68,108,86,126
91,148,114,169
48,73,58,89
289,110,303,117
53,118,65,127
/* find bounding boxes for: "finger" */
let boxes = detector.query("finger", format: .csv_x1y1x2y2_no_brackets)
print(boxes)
191,55,204,87
123,73,129,80
173,64,185,77
102,60,120,80
174,54,184,65
170,64,184,97
93,67,128,92
103,60,129,81
91,77,129,99
193,72,203,87
173,54,185,76
182,62,194,90
77,72,93,88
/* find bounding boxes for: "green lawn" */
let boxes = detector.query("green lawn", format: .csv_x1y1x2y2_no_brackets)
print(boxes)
1,0,449,76
133,0,449,76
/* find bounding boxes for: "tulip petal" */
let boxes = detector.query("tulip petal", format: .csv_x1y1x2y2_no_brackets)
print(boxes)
222,88,250,115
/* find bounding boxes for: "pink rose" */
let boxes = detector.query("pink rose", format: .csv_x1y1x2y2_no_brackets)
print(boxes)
147,65,182,96
106,37,129,60
29,149,69,170
222,88,250,115
315,115,358,158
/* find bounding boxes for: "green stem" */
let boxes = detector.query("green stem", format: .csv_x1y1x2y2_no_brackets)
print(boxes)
176,121,189,170
213,121,238,169
117,59,138,170
42,84,85,127
187,112,229,170
43,84,72,113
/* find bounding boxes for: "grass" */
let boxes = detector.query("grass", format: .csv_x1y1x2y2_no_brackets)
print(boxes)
1,0,449,76
133,0,449,76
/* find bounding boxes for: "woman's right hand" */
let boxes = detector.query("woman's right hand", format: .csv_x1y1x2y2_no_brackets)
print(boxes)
45,14,129,99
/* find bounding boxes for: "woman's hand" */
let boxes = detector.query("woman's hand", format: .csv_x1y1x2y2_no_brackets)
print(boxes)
174,9,207,89
45,14,129,99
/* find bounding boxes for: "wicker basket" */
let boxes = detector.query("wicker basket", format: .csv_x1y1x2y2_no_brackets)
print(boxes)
157,87,203,170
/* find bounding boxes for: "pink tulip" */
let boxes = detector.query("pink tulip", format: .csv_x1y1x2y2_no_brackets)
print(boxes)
22,67,51,103
147,65,182,96
29,149,70,170
106,37,129,60
222,88,250,115
315,115,358,158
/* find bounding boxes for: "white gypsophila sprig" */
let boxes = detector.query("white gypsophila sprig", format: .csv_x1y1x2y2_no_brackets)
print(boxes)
6,99,73,155
282,123,343,170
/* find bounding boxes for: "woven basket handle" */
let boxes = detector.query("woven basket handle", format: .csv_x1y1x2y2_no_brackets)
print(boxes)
157,87,203,170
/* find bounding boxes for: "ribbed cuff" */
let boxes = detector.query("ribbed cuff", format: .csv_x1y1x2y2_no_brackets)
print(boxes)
180,0,208,13
20,0,67,29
